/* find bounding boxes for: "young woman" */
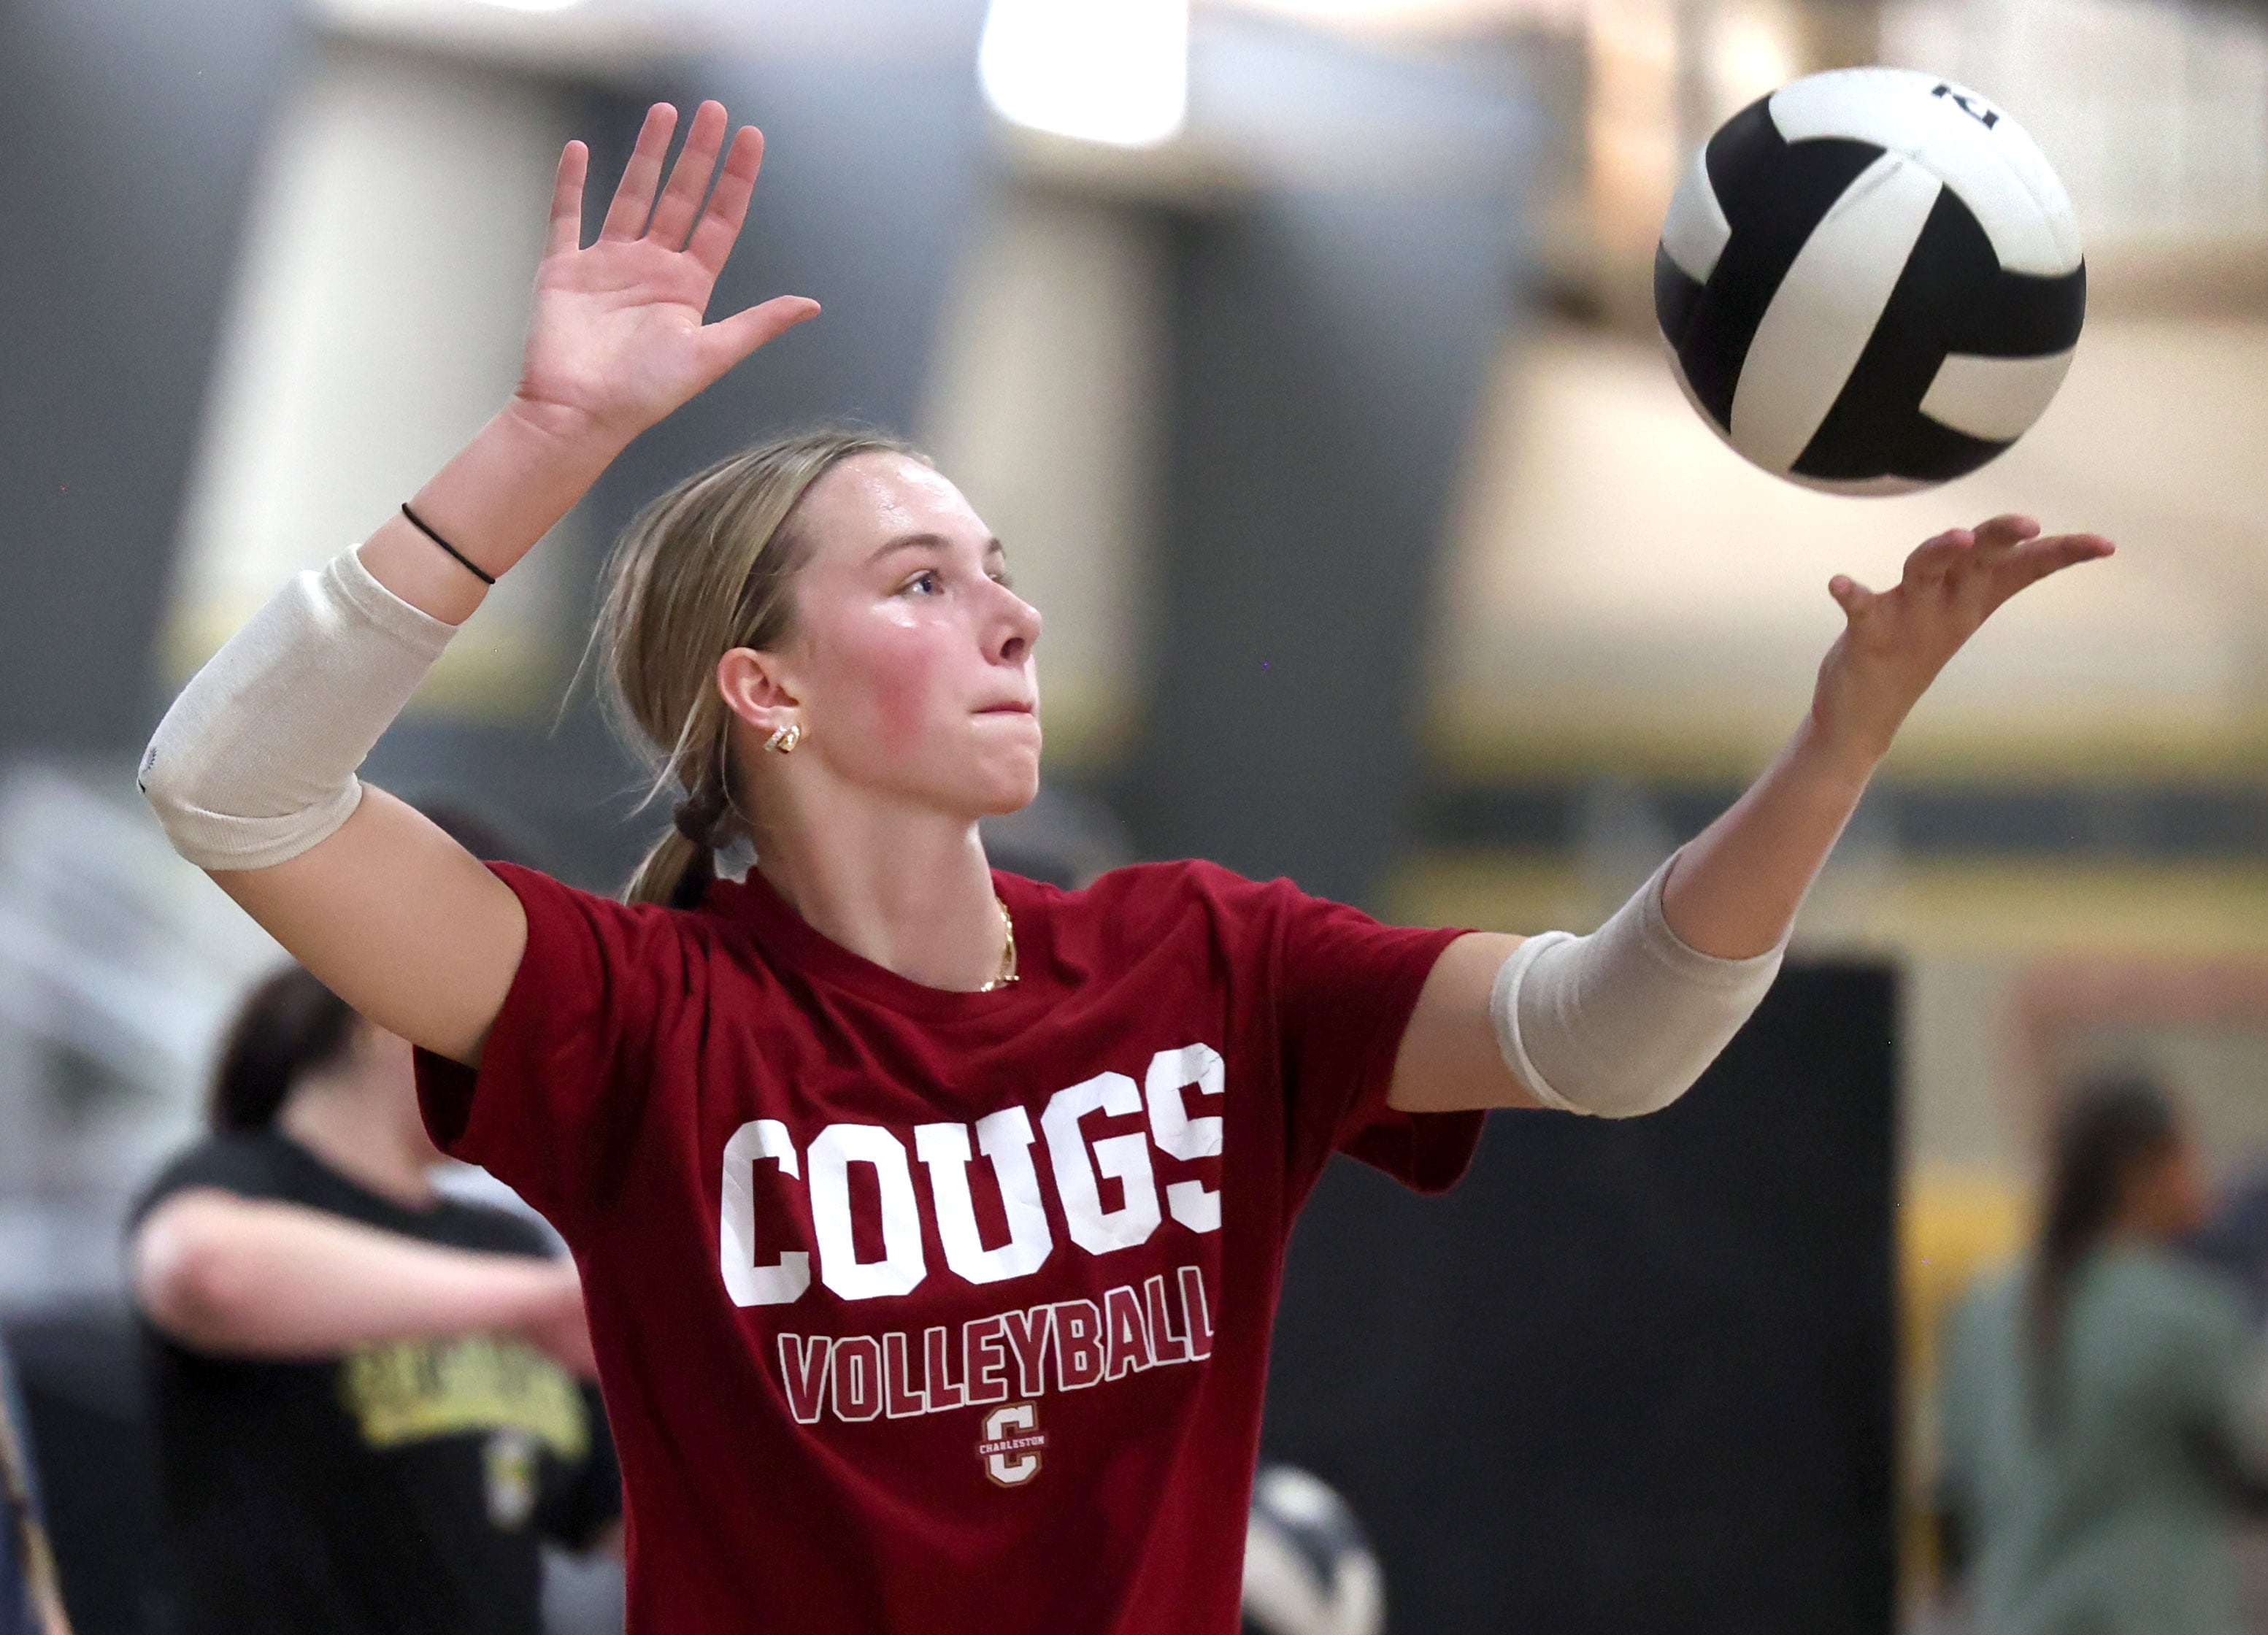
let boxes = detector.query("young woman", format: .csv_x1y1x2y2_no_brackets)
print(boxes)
1939,1075,2265,1635
131,958,620,1635
138,99,2111,1634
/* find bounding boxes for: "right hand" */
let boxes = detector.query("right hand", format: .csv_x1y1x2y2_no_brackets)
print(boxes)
512,100,820,450
515,1259,600,1380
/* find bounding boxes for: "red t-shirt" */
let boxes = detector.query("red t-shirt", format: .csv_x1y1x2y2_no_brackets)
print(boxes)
417,858,1483,1635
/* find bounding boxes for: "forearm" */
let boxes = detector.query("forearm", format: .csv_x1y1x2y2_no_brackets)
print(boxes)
136,1193,561,1360
358,399,623,625
1661,712,1880,959
1431,713,1868,1117
135,399,605,860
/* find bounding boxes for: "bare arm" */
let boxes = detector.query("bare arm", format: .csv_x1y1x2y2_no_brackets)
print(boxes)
179,102,817,1063
133,1188,593,1374
1391,515,2112,1113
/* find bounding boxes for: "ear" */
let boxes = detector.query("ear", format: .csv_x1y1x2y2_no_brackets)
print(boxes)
716,647,803,738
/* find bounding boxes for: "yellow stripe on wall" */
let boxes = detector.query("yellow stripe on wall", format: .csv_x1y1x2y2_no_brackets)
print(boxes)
1388,851,2268,958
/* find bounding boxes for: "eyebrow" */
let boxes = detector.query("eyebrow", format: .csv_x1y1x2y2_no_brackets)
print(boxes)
865,532,1007,568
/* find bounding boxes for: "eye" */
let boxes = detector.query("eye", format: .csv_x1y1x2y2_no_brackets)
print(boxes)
990,569,1015,592
902,569,943,597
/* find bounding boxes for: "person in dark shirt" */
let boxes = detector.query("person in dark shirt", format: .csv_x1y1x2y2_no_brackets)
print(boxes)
130,957,619,1635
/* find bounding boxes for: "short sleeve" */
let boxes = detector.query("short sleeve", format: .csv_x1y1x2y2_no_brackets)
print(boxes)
131,1136,299,1227
415,863,694,1241
1262,880,1485,1197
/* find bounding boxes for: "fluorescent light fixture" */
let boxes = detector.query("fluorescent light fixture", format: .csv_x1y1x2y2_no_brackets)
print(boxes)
979,0,1190,148
1223,0,1546,29
472,0,584,12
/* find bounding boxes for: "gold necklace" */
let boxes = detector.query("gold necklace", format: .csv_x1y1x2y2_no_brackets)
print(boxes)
977,895,1018,991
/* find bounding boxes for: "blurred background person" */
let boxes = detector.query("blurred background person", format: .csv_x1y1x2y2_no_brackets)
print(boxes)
128,953,619,1635
1937,1073,2266,1635
0,1335,69,1635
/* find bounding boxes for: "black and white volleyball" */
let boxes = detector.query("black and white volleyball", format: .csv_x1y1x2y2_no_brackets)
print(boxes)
1240,1465,1384,1635
1654,67,2084,493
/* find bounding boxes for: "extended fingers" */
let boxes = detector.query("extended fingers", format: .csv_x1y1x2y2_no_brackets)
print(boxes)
686,126,767,278
600,104,680,241
1996,531,2115,594
545,141,588,257
1902,516,2040,593
645,101,729,250
1901,528,1974,588
1970,513,2041,553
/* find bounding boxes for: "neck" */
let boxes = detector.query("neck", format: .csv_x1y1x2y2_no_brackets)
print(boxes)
751,796,1006,990
279,1075,439,1209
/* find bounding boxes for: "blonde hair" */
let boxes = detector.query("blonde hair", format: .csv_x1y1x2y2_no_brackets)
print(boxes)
598,426,928,908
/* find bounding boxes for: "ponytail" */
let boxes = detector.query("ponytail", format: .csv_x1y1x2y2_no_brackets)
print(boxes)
624,755,735,910
627,828,718,912
2027,1072,2180,1428
208,963,356,1132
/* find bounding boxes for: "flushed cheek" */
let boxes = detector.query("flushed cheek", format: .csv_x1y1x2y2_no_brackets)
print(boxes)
833,626,953,761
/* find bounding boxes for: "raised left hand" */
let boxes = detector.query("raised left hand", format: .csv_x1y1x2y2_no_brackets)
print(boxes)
1811,514,2113,766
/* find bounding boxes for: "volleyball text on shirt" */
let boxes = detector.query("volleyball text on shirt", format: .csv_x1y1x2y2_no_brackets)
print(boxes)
725,1042,1224,1438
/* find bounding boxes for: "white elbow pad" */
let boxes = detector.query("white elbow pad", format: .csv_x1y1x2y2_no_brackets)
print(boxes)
139,548,453,870
1488,855,1785,1118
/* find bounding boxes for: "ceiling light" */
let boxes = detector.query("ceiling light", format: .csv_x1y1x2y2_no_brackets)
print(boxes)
979,0,1190,149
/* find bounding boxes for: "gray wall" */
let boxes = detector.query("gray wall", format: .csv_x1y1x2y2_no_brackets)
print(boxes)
1130,22,1528,907
0,0,304,755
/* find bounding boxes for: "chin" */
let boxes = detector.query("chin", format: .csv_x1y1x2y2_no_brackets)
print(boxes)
962,753,1042,818
977,769,1042,818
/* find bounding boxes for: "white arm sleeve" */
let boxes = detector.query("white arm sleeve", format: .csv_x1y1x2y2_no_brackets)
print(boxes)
1488,854,1785,1118
138,547,453,870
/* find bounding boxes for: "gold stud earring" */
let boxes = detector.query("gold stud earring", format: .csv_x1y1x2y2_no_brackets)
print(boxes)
764,722,803,755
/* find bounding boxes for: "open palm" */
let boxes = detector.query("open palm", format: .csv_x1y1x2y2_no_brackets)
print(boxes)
1813,513,2114,759
514,101,818,448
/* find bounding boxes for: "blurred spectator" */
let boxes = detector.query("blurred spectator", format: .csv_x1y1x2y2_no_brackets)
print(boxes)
1939,1072,2267,1635
127,951,620,1635
0,1336,69,1635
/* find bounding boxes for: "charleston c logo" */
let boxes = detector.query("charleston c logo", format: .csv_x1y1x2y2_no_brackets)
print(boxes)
977,1402,1045,1488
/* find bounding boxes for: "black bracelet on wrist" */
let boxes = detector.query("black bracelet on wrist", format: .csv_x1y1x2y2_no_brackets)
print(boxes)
399,503,497,586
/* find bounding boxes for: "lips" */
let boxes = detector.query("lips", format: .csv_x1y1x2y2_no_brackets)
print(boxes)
977,701,1036,715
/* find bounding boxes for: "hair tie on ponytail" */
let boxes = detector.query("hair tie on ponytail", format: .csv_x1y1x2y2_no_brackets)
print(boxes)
666,839,718,911
663,776,731,911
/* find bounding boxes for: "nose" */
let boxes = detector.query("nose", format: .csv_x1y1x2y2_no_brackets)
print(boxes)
990,580,1041,667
